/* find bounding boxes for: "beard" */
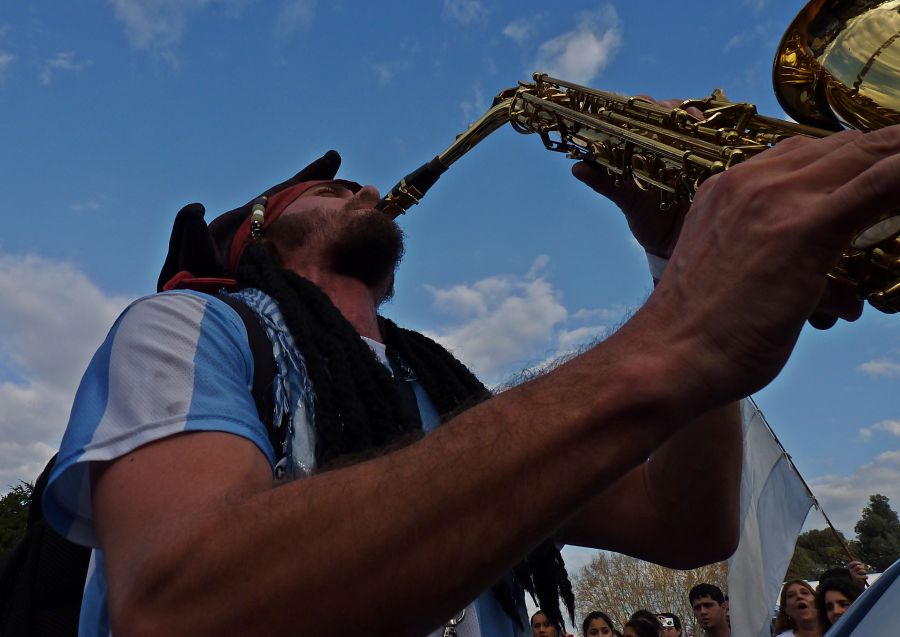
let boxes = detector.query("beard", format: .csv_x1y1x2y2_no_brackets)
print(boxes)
269,203,405,297
326,210,405,294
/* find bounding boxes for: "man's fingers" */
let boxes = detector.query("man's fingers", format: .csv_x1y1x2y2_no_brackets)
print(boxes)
572,162,621,198
748,129,862,164
824,131,900,234
808,277,864,329
807,312,839,330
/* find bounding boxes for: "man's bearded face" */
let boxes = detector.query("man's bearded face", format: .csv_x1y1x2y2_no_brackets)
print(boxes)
269,191,405,295
326,205,405,291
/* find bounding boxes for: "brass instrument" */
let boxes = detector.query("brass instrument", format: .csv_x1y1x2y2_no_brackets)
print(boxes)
376,0,900,314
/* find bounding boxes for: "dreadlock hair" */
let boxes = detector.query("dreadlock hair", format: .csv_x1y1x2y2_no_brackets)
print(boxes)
235,242,575,630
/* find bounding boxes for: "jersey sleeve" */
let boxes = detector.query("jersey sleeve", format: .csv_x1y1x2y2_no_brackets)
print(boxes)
44,290,275,547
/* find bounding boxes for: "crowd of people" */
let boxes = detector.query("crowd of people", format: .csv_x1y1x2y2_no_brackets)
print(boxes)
530,564,869,637
529,583,728,637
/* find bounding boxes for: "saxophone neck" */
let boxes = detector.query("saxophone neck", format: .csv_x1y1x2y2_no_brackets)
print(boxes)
376,90,519,218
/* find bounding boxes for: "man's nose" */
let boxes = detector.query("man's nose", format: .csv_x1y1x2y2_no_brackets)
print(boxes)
351,184,381,207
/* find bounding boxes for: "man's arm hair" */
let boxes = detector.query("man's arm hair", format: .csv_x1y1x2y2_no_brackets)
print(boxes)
499,332,742,565
94,322,700,637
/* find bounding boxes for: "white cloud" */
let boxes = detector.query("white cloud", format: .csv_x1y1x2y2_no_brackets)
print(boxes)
110,0,203,53
425,278,566,381
860,419,900,441
421,257,623,384
374,63,392,86
809,450,900,536
556,325,608,352
526,254,550,278
273,0,316,39
503,16,537,44
572,306,627,322
70,200,102,213
743,0,766,11
443,0,486,25
0,50,14,81
724,24,767,53
858,358,900,377
108,0,253,59
532,5,622,85
460,84,487,125
0,254,131,490
40,52,87,86
372,58,412,87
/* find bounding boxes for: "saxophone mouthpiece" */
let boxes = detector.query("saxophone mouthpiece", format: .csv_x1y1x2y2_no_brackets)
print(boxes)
376,156,448,218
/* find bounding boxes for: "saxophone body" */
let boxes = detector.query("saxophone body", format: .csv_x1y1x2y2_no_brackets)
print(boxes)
377,1,900,314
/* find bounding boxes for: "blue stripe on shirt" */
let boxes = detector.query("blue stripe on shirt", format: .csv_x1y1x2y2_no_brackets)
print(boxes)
44,316,122,542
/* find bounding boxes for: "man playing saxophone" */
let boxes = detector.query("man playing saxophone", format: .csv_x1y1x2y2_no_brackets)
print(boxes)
42,107,900,636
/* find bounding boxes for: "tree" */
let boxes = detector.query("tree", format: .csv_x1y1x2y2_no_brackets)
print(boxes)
854,493,900,572
785,528,853,581
0,482,33,557
572,552,727,635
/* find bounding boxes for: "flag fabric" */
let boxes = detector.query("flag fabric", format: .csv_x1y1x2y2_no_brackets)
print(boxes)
727,398,816,637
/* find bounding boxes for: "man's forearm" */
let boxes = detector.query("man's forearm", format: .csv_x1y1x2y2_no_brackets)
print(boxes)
645,401,742,557
96,316,701,637
558,402,741,566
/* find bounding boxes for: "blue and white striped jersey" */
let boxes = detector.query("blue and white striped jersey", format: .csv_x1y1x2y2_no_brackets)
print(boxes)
44,289,525,637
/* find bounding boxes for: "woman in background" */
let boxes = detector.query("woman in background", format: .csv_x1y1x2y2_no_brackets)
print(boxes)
815,577,860,632
531,610,561,637
774,580,823,637
621,618,658,637
582,610,616,636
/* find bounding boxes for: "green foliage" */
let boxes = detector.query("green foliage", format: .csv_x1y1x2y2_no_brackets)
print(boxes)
855,494,900,572
0,482,33,557
785,528,852,580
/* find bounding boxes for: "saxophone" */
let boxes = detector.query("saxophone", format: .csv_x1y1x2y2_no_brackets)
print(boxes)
376,0,900,314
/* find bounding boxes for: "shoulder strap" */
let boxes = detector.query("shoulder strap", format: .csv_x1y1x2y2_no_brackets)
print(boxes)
0,454,91,636
215,294,283,458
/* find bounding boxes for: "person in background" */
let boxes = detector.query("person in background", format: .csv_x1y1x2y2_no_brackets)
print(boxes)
815,577,860,632
629,609,661,629
774,580,823,637
622,618,659,637
657,612,682,637
689,583,730,637
532,610,561,637
818,560,868,594
628,611,662,636
582,611,616,637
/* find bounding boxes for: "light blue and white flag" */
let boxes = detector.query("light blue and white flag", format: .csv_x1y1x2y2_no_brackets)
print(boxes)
727,398,816,637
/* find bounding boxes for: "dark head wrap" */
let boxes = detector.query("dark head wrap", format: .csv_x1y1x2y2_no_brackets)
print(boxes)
156,150,359,292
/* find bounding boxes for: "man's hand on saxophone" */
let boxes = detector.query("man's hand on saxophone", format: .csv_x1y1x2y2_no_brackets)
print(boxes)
571,97,702,272
571,97,871,330
636,126,900,406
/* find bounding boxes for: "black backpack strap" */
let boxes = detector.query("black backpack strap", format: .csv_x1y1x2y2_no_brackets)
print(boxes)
215,294,283,458
0,454,91,637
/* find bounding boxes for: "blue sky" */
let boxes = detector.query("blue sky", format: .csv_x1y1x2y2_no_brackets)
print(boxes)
1,0,898,562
